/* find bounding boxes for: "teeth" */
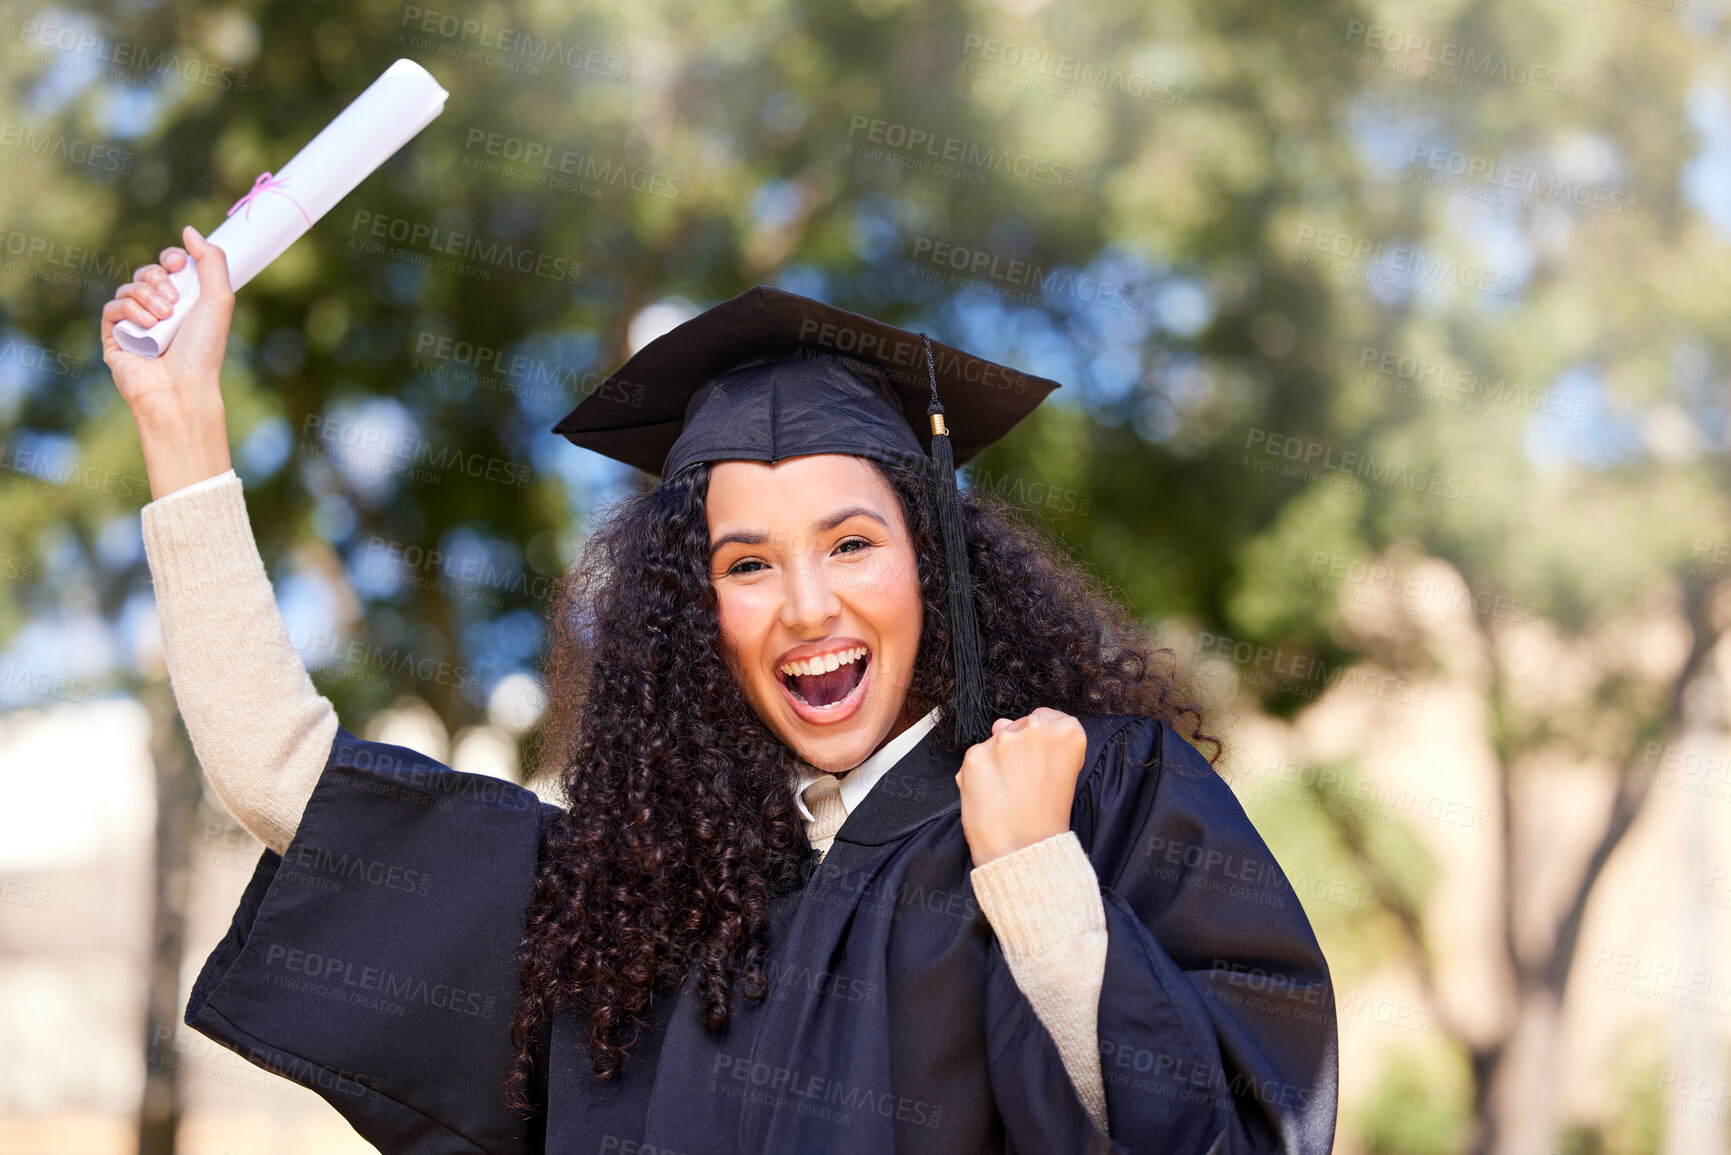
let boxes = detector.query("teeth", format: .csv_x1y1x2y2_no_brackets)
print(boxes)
779,645,867,679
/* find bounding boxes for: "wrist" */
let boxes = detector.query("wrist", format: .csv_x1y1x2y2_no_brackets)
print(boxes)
135,403,232,500
132,388,226,437
969,822,1069,867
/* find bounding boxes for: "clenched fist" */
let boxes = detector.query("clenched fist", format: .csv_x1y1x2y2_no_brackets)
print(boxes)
100,225,237,499
955,707,1088,867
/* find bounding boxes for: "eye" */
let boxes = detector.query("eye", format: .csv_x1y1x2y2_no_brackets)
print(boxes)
834,537,872,555
725,558,768,576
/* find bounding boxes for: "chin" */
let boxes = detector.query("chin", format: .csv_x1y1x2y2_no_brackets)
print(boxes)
769,692,901,772
784,721,891,774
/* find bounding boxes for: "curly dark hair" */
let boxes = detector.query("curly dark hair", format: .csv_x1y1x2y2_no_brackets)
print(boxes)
502,446,1219,1113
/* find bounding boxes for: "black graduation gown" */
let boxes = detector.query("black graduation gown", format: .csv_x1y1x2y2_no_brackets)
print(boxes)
184,712,1338,1154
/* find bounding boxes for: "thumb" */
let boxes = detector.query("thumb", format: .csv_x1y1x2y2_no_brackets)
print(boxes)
182,224,234,302
163,224,236,378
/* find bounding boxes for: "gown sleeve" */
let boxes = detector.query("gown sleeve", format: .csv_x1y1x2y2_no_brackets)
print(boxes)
183,724,550,1155
982,715,1339,1155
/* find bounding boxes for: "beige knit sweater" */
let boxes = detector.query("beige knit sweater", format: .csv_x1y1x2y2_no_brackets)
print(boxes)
140,469,1109,1133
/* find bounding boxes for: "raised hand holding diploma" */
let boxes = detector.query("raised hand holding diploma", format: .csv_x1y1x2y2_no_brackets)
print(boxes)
101,227,237,499
111,57,449,359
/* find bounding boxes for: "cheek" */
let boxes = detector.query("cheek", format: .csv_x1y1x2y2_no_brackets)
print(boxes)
714,585,772,672
895,573,923,644
869,548,923,647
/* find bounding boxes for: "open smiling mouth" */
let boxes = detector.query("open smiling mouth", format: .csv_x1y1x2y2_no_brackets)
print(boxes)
777,645,871,711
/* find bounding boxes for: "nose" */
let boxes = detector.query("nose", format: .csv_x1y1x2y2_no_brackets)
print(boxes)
778,549,842,633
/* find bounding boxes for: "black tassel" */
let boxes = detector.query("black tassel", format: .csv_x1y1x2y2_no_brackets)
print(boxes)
920,333,991,747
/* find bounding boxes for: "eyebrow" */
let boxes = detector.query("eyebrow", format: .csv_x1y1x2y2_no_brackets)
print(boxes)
709,506,891,556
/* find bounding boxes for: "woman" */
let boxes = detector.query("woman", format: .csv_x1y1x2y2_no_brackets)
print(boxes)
104,227,1338,1153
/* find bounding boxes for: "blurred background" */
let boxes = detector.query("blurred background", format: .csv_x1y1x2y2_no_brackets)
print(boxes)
0,0,1727,1151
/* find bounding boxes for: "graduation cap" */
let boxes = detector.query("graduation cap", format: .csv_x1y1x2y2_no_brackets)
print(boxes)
550,285,1062,746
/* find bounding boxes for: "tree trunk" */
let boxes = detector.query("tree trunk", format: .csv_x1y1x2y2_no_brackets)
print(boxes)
138,680,199,1155
1470,984,1562,1155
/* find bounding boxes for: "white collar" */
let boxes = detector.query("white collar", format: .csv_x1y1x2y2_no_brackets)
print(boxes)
791,707,942,821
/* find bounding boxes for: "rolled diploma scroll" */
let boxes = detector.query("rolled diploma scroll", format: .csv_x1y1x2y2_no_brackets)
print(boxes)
114,58,449,358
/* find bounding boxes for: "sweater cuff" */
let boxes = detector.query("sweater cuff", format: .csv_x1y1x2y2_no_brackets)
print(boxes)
151,467,237,504
969,830,1105,961
140,471,266,596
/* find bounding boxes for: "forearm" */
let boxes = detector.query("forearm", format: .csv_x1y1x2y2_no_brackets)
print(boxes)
141,471,338,855
135,399,233,501
970,830,1109,1135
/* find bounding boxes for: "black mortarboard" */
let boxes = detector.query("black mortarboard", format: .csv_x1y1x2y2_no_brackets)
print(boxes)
549,285,1062,745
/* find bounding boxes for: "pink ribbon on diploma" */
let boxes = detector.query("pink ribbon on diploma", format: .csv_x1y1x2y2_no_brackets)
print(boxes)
226,171,313,226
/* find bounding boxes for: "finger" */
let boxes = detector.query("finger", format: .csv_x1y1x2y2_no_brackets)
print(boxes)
991,717,1013,736
118,281,173,319
957,741,998,779
159,246,187,271
1048,709,1084,740
104,293,161,332
139,265,179,299
137,266,165,291
119,295,162,328
100,298,126,345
